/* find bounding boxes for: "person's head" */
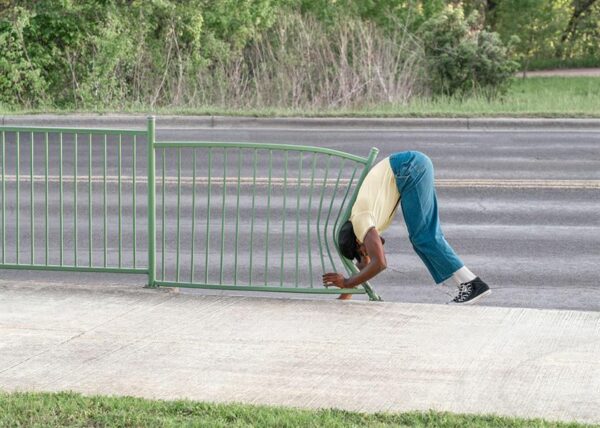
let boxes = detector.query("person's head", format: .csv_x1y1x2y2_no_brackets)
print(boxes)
338,220,386,261
338,220,359,260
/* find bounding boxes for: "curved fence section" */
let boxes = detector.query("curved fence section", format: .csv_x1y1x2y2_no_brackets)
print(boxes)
152,141,380,299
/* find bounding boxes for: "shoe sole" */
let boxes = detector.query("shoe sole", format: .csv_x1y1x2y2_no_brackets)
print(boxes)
460,289,491,305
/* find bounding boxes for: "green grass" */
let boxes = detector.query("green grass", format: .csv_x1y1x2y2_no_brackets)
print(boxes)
347,77,600,118
1,77,599,118
525,56,600,71
329,76,600,118
154,77,600,118
0,391,596,428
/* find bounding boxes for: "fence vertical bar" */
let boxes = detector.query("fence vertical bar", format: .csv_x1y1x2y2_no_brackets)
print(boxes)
204,148,212,283
30,132,34,264
74,134,78,266
294,153,303,286
16,132,19,263
323,159,346,271
175,148,181,283
190,149,197,282
103,135,107,267
147,116,156,287
248,149,257,285
132,135,137,268
219,149,227,284
88,134,92,267
1,131,4,264
233,149,242,284
333,165,359,249
279,152,289,286
315,155,331,272
264,150,272,285
45,133,49,265
306,153,317,287
59,133,63,265
161,148,166,281
117,134,122,267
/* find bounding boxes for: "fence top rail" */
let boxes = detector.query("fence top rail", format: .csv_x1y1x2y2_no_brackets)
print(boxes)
0,126,146,136
155,141,378,165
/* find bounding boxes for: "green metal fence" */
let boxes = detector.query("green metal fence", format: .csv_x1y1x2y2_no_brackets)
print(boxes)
0,124,149,275
0,118,380,300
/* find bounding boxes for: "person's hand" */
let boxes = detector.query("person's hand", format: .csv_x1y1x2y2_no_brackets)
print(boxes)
322,272,347,288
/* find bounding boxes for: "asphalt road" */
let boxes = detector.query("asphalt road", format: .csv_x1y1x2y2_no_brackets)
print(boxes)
159,126,600,310
1,121,598,311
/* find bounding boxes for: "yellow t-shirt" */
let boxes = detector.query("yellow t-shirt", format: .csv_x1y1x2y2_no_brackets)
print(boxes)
350,157,400,243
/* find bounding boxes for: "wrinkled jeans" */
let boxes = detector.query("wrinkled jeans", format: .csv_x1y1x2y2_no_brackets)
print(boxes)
389,151,464,284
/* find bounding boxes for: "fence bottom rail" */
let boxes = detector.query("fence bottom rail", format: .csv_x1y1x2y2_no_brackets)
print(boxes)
154,281,367,295
0,264,147,275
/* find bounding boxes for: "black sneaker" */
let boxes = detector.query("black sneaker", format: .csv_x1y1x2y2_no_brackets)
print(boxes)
450,277,491,305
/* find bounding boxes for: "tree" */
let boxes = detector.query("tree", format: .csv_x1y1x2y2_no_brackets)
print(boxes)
562,0,597,43
559,0,599,57
492,0,571,67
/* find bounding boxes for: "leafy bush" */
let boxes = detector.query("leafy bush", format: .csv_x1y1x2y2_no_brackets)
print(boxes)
0,0,277,109
418,6,519,97
0,7,47,107
0,1,525,110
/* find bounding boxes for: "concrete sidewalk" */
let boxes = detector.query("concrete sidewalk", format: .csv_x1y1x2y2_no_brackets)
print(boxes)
1,281,599,424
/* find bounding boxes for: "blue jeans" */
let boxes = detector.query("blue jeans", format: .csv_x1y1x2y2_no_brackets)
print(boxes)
389,151,464,284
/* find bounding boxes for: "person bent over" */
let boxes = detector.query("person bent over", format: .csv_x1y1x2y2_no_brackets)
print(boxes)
322,151,490,304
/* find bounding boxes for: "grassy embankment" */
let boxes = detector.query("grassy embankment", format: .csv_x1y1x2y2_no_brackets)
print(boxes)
0,391,596,428
2,76,598,118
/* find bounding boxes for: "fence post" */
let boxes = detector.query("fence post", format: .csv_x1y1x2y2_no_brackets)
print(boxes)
147,116,157,287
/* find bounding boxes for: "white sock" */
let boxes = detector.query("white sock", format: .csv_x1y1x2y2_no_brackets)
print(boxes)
452,266,477,286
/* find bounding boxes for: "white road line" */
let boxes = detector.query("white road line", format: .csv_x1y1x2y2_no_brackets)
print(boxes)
1,175,599,189
436,179,600,189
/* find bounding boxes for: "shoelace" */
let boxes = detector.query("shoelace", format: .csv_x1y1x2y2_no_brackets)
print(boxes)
452,282,473,302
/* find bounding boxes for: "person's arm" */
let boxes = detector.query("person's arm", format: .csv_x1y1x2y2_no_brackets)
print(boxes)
322,227,387,288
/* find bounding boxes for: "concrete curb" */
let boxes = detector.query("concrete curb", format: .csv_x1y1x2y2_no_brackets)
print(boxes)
2,114,600,130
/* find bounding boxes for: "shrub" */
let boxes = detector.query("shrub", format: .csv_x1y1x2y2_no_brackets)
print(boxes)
0,7,47,108
198,12,425,109
0,0,277,109
418,6,519,97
